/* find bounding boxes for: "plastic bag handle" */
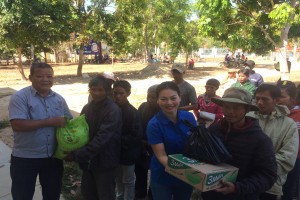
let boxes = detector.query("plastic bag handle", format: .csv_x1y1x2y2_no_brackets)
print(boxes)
183,120,196,128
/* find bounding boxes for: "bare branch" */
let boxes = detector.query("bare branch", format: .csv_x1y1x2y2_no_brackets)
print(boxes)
270,0,274,8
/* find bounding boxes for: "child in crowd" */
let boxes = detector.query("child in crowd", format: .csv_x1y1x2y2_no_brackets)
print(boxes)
277,80,300,200
202,87,277,200
147,81,197,200
231,68,256,96
113,80,143,200
193,78,223,127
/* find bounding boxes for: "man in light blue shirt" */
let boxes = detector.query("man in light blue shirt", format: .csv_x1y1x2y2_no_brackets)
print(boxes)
9,62,72,200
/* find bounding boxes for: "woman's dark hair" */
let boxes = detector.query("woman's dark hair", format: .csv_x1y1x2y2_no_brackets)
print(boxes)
237,68,250,76
255,84,281,99
88,76,111,93
156,81,180,97
30,62,53,75
277,80,298,99
113,80,131,93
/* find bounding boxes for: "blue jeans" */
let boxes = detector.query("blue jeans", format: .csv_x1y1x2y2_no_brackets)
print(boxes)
10,156,63,200
282,158,300,200
116,164,136,200
150,182,193,200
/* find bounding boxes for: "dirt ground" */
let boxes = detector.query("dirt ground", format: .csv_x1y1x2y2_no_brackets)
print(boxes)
0,60,299,148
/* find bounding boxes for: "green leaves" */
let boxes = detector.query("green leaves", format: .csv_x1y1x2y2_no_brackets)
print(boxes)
0,0,75,53
196,0,300,55
269,3,295,27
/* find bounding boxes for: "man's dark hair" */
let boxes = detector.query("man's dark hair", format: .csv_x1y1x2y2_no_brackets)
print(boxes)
206,78,220,88
113,80,131,93
156,81,180,97
277,80,298,100
88,76,111,93
30,62,53,75
255,84,281,99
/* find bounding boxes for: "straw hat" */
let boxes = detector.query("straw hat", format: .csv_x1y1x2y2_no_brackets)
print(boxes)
211,87,258,111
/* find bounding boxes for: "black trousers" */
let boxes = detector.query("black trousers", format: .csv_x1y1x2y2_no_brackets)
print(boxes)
81,167,117,200
260,192,281,200
10,155,63,200
135,163,148,197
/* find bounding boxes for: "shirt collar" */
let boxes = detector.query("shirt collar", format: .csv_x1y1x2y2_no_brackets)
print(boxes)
157,110,184,125
30,86,55,97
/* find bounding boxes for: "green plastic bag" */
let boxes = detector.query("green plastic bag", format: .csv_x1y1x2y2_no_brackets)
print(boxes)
53,115,89,159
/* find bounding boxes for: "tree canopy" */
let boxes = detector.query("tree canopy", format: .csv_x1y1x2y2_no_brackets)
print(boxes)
0,0,299,79
0,0,75,79
195,0,300,54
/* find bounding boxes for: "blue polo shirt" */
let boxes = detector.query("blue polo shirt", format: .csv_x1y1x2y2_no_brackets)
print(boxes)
9,86,72,158
147,110,197,186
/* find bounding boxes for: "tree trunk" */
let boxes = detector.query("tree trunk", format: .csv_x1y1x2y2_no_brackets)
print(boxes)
44,51,47,63
77,43,84,76
279,25,291,80
143,23,149,63
278,0,297,80
31,44,35,62
151,25,158,55
98,42,103,63
185,52,189,66
53,48,58,63
17,48,28,81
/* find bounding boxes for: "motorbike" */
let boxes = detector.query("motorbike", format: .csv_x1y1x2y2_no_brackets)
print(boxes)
219,58,245,69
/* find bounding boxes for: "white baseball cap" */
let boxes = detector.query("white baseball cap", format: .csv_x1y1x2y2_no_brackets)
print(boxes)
102,71,116,81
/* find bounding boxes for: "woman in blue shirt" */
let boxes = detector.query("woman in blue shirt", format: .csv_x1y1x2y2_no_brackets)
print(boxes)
147,81,197,200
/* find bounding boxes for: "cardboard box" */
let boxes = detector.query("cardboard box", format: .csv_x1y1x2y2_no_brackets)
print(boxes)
166,154,238,192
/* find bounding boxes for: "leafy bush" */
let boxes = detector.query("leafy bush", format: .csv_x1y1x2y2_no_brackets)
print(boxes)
62,162,83,200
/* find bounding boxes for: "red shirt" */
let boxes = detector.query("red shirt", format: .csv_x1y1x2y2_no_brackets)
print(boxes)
193,94,223,127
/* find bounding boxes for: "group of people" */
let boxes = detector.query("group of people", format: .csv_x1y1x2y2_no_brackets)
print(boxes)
190,61,299,200
7,61,300,200
225,53,247,63
148,54,174,64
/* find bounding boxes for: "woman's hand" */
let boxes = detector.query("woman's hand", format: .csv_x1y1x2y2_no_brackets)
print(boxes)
214,181,235,195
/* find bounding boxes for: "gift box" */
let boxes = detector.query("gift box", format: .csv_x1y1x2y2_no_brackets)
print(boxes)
165,154,238,192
